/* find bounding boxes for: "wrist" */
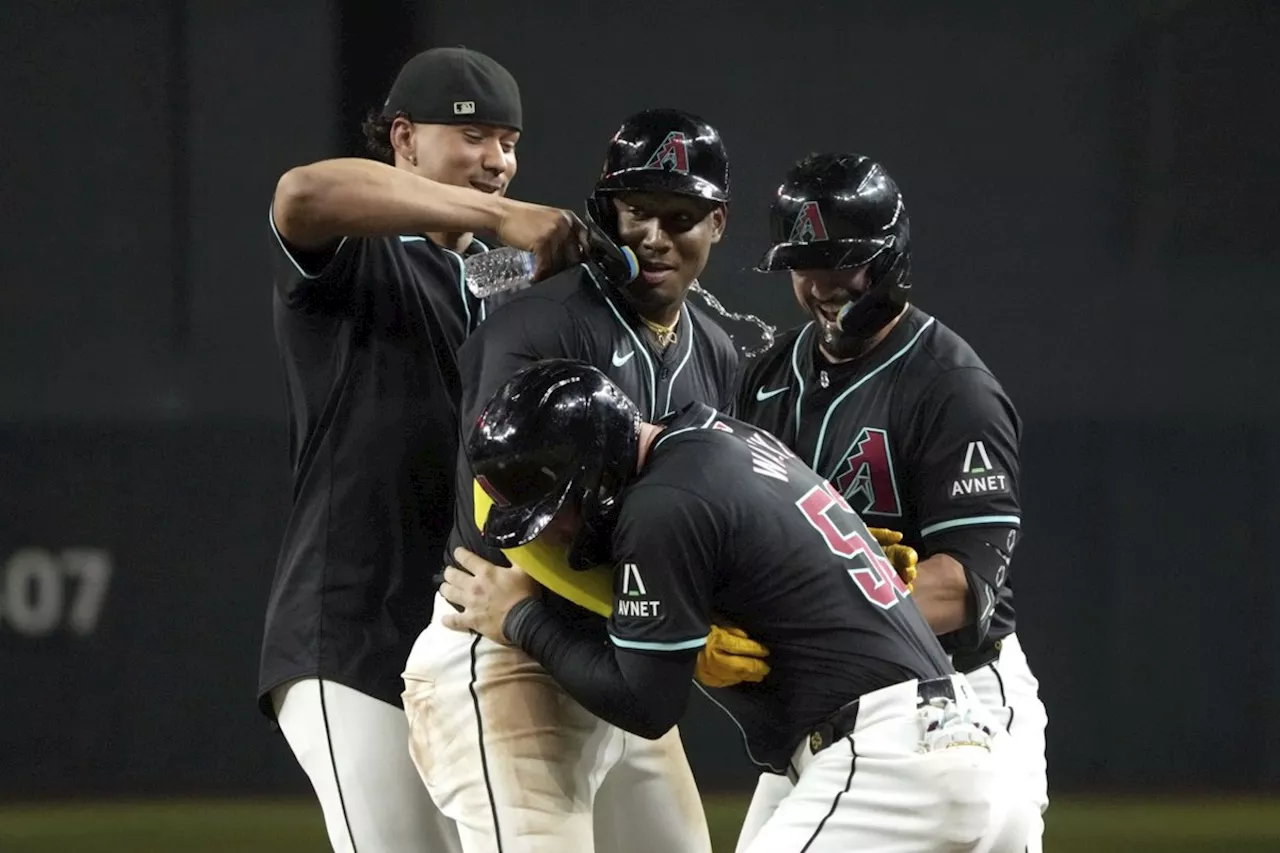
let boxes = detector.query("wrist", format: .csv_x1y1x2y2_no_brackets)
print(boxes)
501,595,543,647
486,194,519,236
476,191,511,234
916,553,969,599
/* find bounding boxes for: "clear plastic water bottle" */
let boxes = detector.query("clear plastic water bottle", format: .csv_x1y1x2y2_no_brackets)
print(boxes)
464,240,642,299
463,247,538,298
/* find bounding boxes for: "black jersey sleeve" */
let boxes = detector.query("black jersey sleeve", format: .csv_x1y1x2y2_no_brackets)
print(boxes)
904,367,1022,543
903,365,1021,644
899,367,1022,650
268,204,363,311
605,483,722,655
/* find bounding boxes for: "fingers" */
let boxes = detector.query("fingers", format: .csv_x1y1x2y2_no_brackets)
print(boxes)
709,625,770,658
440,557,483,613
719,636,770,658
532,210,589,282
452,547,495,577
565,211,590,261
696,655,771,688
529,211,567,282
452,546,525,578
439,567,469,600
441,611,473,633
883,544,918,572
531,236,557,282
867,527,904,546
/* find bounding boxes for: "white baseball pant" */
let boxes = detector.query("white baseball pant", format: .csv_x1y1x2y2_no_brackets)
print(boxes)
739,673,1033,853
271,677,462,853
402,592,712,853
736,633,1048,852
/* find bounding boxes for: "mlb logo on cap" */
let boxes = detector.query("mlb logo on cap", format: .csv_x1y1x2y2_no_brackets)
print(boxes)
380,47,522,131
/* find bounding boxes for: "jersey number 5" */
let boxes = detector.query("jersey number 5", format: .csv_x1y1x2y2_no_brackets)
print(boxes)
796,481,910,610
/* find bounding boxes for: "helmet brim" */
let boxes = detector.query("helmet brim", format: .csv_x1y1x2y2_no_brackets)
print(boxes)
753,238,891,272
478,474,576,550
596,169,729,203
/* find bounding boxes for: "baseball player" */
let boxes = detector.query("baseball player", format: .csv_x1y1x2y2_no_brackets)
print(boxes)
731,153,1049,851
259,47,590,853
441,358,1035,853
401,108,761,853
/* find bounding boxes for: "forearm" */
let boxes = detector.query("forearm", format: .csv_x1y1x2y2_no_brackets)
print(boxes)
912,553,972,635
272,157,505,248
503,597,692,739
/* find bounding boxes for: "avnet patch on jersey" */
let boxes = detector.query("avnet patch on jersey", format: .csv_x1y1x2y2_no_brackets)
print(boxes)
949,440,1010,499
614,562,662,619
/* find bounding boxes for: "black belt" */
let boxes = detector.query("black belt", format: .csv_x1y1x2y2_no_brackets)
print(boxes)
806,675,957,755
951,637,1003,674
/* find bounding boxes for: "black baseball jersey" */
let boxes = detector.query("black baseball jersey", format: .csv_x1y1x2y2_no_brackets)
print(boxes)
450,265,738,593
732,306,1022,650
607,402,952,771
258,209,499,715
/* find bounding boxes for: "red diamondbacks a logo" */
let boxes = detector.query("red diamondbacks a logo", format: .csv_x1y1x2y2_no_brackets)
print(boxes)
788,200,829,243
833,428,902,516
643,131,690,174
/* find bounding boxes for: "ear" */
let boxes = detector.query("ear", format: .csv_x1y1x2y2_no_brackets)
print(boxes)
390,117,417,166
707,205,727,244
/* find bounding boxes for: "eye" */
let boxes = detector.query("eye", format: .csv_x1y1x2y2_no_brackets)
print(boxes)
463,130,485,143
501,141,516,154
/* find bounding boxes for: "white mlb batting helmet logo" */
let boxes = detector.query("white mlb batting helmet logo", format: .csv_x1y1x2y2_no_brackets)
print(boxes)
453,100,476,115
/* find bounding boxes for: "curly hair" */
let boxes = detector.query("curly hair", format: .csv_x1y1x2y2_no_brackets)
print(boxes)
360,108,409,163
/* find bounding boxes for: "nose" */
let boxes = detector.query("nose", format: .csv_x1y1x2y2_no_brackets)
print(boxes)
638,218,673,253
480,139,508,177
806,273,843,302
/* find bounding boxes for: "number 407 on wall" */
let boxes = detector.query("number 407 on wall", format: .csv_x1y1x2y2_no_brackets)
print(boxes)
0,548,112,638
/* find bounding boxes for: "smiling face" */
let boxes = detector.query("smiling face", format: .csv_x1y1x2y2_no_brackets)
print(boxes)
611,191,726,318
390,118,519,197
790,265,909,361
791,266,872,332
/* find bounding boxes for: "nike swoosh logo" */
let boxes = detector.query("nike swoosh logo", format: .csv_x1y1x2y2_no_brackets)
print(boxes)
755,386,789,401
612,349,635,367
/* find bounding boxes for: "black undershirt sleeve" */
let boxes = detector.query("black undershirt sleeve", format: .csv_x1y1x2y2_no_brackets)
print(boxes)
503,597,697,740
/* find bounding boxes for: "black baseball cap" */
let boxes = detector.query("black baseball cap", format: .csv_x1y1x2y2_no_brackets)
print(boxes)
380,47,522,133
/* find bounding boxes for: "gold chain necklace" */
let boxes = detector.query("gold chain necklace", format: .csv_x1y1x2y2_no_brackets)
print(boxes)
640,313,680,348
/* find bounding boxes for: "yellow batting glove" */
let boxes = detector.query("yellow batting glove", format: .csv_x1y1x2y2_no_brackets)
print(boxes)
867,527,918,593
696,625,771,688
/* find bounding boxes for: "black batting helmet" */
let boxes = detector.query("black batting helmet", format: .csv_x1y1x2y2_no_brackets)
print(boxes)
755,153,912,343
586,108,730,239
469,359,641,570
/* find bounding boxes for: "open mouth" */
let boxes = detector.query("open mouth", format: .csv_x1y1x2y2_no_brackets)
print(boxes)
469,180,503,194
639,260,677,284
815,302,846,326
